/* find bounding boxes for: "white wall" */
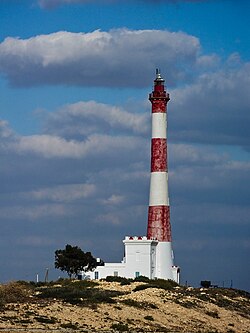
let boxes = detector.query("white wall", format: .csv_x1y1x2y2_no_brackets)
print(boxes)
83,236,179,283
88,263,126,280
155,242,174,280
123,236,157,279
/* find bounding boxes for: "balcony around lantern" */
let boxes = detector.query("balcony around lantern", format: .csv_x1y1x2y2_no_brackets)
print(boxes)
149,91,170,101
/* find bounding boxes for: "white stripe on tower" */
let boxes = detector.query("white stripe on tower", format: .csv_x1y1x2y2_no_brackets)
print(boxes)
147,70,171,243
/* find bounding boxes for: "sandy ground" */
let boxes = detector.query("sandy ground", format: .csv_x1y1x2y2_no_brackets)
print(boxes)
0,281,249,332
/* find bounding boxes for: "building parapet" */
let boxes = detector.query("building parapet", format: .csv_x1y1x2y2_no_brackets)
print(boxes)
123,235,158,243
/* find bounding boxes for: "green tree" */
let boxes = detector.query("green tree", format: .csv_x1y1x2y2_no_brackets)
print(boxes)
55,244,97,278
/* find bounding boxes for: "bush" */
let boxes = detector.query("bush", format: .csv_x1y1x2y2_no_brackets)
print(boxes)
61,322,78,329
133,284,152,292
105,276,130,283
144,315,154,321
121,299,158,309
151,278,179,290
206,310,220,318
36,283,124,306
133,278,178,292
34,316,57,324
121,299,144,308
0,281,31,307
120,279,131,286
111,323,129,331
134,276,150,282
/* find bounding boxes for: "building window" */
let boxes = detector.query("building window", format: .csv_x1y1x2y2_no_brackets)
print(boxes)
135,272,140,278
136,251,140,262
94,271,99,280
114,271,118,277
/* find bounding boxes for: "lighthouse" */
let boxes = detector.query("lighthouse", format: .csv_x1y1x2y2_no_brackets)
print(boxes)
147,69,176,280
85,71,180,283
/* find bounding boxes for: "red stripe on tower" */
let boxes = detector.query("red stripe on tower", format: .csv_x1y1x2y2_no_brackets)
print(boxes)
151,138,167,172
148,206,171,241
147,69,171,242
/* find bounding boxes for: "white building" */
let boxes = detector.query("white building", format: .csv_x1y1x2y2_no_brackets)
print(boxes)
85,236,179,283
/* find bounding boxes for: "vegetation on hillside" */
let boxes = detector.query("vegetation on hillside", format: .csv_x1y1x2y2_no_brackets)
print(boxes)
0,277,249,313
0,277,249,332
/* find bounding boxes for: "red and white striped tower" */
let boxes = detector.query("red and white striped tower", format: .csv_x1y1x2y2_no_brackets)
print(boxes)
147,70,175,280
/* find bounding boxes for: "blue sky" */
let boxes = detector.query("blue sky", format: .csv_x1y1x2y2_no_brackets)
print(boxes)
0,0,249,291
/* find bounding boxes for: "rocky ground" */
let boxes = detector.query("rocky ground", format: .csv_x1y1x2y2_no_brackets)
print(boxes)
0,279,249,332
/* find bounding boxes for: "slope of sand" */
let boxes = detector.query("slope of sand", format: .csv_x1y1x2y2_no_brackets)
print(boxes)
0,280,249,332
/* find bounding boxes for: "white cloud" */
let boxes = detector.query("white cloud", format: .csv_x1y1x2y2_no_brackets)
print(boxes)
170,60,250,149
23,183,96,202
0,120,13,139
12,133,143,158
16,236,55,247
169,144,250,208
100,194,125,205
16,135,82,158
45,101,149,137
222,160,250,172
169,143,227,166
173,203,250,227
0,204,69,220
0,29,201,87
196,54,220,69
94,212,122,226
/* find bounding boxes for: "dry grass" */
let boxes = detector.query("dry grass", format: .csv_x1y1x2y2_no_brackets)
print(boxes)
0,279,249,332
0,281,32,307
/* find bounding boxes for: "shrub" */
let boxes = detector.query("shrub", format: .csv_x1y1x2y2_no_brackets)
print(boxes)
34,316,57,324
133,278,178,292
206,310,220,318
121,299,143,308
133,284,152,292
120,279,131,286
70,279,97,288
151,278,179,290
121,299,158,309
105,276,132,283
36,283,123,306
106,276,122,282
16,280,35,288
134,276,150,283
111,322,129,331
144,315,154,321
61,322,78,329
19,319,32,324
0,281,31,306
175,299,197,309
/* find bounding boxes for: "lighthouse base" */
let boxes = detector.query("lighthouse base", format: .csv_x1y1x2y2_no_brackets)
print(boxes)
82,236,180,283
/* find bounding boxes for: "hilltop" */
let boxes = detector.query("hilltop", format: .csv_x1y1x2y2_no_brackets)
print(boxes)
0,278,249,333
